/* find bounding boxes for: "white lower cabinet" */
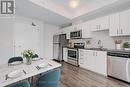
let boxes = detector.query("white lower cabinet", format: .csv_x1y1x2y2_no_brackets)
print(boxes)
79,49,86,68
86,50,95,71
79,49,107,76
63,48,68,62
94,51,107,76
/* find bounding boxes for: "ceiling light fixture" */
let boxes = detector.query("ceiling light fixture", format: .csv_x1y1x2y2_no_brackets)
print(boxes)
69,0,79,9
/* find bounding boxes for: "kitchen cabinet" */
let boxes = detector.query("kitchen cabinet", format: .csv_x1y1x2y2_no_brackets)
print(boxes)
63,48,68,62
58,26,72,39
120,9,130,36
55,28,66,35
79,49,107,76
110,9,130,36
94,51,107,76
79,49,86,68
66,26,72,39
91,16,110,31
72,24,82,31
82,22,92,38
85,50,95,71
109,13,120,36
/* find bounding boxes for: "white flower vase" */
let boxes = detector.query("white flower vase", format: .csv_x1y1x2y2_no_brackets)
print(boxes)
26,58,32,65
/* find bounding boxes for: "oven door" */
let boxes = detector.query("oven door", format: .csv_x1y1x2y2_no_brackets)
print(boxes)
68,49,78,60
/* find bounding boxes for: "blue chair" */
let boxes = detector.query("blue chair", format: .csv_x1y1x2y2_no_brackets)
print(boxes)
32,54,39,58
35,68,61,87
8,80,30,87
8,57,23,66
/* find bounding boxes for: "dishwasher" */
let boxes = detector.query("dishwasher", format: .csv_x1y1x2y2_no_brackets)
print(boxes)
107,51,130,83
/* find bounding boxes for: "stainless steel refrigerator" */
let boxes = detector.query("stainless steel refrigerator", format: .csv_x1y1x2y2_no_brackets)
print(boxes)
53,34,68,61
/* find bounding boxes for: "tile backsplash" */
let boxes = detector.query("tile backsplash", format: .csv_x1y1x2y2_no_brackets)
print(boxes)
69,30,130,49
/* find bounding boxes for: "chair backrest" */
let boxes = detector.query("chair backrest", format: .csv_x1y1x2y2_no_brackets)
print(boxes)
36,68,61,87
8,80,30,87
8,57,23,65
32,54,39,58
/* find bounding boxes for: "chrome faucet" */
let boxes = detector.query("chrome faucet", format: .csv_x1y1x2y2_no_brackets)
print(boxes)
98,40,103,49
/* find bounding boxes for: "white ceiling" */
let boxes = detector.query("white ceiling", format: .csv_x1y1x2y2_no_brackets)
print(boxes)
16,0,130,26
29,0,118,19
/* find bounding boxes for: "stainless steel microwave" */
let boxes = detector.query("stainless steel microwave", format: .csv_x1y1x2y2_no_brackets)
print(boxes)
70,30,82,39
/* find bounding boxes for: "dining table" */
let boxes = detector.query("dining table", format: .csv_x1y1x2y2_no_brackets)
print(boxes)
0,58,61,87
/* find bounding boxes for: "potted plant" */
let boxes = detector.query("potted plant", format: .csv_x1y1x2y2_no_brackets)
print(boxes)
22,50,34,65
123,42,130,51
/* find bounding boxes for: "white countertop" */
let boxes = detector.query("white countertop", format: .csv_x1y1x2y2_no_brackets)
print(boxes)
0,59,61,87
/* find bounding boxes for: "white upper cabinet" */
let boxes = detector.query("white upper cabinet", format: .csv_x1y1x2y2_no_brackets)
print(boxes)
72,24,82,31
109,13,120,36
91,16,110,31
120,9,130,36
66,26,72,39
82,22,92,38
110,9,130,36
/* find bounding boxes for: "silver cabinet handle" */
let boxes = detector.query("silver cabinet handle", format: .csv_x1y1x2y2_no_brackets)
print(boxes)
117,29,118,35
96,52,97,56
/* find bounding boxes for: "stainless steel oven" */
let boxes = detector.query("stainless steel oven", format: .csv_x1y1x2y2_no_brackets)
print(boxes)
67,48,78,66
70,30,82,39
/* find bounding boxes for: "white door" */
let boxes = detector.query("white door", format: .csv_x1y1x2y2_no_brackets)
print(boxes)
120,9,130,36
109,13,120,36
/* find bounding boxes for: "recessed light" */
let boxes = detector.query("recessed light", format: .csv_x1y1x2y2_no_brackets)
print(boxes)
69,0,79,9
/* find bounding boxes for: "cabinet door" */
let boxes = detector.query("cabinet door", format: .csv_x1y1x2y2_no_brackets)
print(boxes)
120,9,130,36
79,49,86,68
109,13,120,36
63,48,68,62
66,26,72,39
95,51,107,76
99,16,110,30
86,50,95,71
91,19,100,31
82,22,92,38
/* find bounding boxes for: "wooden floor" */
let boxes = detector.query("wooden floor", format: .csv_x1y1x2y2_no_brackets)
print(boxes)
60,62,130,87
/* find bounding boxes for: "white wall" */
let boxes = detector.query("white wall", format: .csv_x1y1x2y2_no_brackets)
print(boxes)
14,16,44,58
14,16,60,59
43,23,59,59
0,18,14,65
0,15,59,65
